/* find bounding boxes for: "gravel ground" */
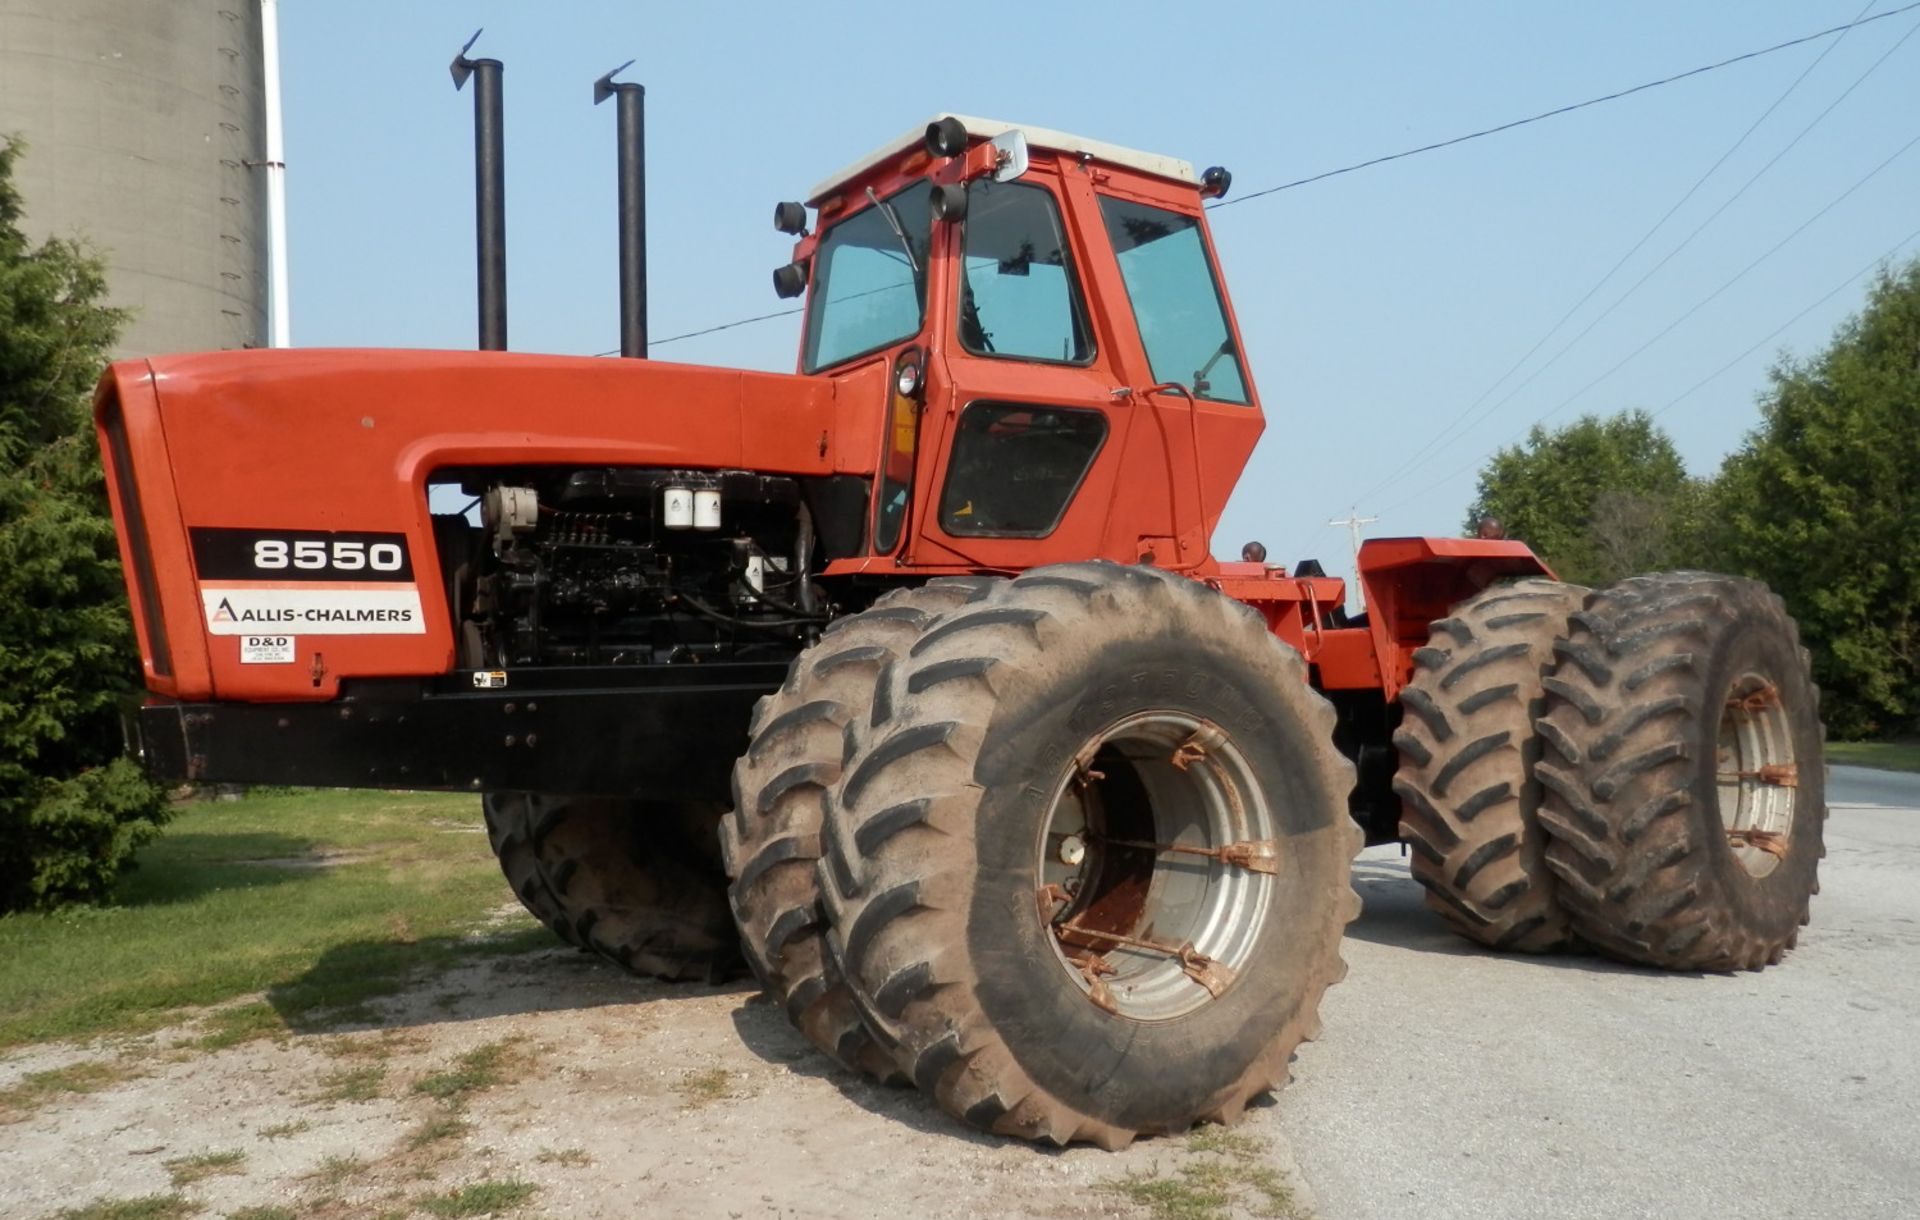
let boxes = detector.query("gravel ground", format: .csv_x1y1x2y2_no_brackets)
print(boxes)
2,767,1910,1220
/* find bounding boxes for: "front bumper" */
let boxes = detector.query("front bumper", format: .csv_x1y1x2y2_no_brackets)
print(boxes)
133,663,787,802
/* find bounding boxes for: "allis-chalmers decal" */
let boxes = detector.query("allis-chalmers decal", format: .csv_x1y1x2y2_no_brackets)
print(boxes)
191,527,427,636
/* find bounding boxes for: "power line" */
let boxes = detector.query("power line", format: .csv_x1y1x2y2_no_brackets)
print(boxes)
1211,1,1920,208
1374,128,1920,518
588,6,1920,360
1649,223,1920,419
1349,0,1885,506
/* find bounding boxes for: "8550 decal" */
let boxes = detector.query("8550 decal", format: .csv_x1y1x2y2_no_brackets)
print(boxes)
191,527,416,582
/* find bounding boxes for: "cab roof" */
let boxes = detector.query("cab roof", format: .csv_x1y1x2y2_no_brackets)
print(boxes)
806,113,1199,205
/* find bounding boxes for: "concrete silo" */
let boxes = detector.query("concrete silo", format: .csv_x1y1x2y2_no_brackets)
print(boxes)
0,0,269,357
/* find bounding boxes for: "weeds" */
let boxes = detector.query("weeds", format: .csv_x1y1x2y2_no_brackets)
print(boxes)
162,1149,245,1187
257,1119,311,1140
673,1067,741,1108
416,1180,538,1217
314,1065,385,1102
1097,1130,1301,1220
0,1059,140,1121
193,1002,284,1051
534,1148,592,1167
413,1040,525,1102
307,1154,369,1189
408,1111,473,1149
53,1196,200,1220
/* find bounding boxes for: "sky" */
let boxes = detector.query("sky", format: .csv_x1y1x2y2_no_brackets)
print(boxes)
279,2,1920,581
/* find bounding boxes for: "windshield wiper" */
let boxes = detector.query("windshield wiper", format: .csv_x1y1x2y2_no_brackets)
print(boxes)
866,187,920,276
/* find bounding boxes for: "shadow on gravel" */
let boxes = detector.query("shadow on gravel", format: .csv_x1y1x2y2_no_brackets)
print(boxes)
1343,855,1659,978
724,993,1065,1153
265,933,662,1034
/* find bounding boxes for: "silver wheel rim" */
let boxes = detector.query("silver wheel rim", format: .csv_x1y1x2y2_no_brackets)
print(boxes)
1036,712,1273,1021
1715,674,1797,879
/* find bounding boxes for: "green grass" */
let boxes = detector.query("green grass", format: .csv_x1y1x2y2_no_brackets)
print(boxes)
307,1154,369,1188
672,1067,741,1108
413,1039,523,1101
1098,1130,1301,1220
162,1149,245,1188
1827,740,1920,773
0,789,554,1049
315,1065,385,1103
416,1181,538,1218
53,1196,200,1220
408,1110,473,1149
0,1059,142,1121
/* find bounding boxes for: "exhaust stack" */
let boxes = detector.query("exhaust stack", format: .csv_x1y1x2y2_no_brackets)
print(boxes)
595,62,648,358
452,30,507,351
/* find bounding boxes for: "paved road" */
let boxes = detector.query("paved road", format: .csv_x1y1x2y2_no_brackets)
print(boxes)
1268,765,1920,1220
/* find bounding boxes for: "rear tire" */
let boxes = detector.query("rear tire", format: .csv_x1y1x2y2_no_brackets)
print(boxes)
723,579,994,1082
480,793,579,947
818,562,1360,1147
529,797,741,981
1535,572,1825,970
1393,579,1586,952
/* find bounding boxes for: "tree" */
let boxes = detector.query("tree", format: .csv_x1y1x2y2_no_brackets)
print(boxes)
0,136,169,910
1463,409,1705,588
1714,259,1920,739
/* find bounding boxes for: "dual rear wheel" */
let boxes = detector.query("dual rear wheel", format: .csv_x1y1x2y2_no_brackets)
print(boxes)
1396,572,1825,971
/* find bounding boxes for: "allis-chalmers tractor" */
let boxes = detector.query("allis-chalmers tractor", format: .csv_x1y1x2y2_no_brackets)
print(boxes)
94,115,1824,1148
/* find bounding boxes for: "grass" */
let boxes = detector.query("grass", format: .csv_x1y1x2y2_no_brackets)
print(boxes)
408,1111,473,1149
53,1196,200,1220
0,789,555,1050
413,1039,525,1102
416,1180,538,1218
1098,1130,1301,1220
308,1154,369,1189
226,1209,296,1220
315,1065,385,1102
257,1119,310,1140
162,1149,246,1187
672,1067,741,1108
534,1147,591,1167
1827,740,1920,774
0,1058,142,1122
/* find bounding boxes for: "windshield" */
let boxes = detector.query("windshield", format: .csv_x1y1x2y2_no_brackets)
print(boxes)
802,182,934,373
1098,196,1248,404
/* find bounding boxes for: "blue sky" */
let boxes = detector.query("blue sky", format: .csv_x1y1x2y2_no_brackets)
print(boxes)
281,2,1920,577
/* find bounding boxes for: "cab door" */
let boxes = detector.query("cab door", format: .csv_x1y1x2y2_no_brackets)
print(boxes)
907,169,1135,567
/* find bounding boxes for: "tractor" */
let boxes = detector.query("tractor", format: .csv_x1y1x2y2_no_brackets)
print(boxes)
93,114,1825,1148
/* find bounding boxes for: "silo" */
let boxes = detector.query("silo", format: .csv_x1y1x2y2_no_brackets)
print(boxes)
0,0,268,357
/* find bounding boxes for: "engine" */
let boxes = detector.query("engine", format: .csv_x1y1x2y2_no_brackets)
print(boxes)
443,468,825,670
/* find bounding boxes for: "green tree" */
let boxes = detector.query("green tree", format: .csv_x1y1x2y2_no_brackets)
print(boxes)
1463,409,1705,587
0,136,169,910
1714,259,1920,739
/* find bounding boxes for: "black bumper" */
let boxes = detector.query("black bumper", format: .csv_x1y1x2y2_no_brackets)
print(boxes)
134,663,788,802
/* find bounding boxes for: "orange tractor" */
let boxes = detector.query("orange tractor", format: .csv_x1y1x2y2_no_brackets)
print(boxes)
94,114,1824,1147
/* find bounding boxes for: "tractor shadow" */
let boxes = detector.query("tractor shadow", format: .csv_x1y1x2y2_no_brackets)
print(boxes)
1344,851,1656,977
725,996,1070,1152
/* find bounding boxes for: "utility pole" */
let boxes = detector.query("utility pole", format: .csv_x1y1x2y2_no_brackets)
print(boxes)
1328,509,1378,577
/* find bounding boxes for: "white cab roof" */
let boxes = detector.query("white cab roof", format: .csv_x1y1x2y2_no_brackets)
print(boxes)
806,114,1198,204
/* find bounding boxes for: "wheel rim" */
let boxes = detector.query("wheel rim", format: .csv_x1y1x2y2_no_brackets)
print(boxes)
1036,712,1273,1021
1715,674,1797,879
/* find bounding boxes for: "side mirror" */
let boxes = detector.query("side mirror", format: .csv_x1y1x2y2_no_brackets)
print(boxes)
990,130,1029,183
930,183,968,223
772,261,808,299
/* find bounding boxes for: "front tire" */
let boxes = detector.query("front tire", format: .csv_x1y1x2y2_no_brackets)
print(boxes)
480,793,580,947
1534,572,1825,970
818,562,1360,1147
723,579,993,1082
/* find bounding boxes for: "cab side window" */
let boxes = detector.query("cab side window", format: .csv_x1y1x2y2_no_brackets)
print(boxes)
939,401,1107,537
1099,196,1248,404
958,181,1093,364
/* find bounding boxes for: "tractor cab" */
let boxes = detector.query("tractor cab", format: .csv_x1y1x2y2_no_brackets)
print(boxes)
776,116,1259,576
